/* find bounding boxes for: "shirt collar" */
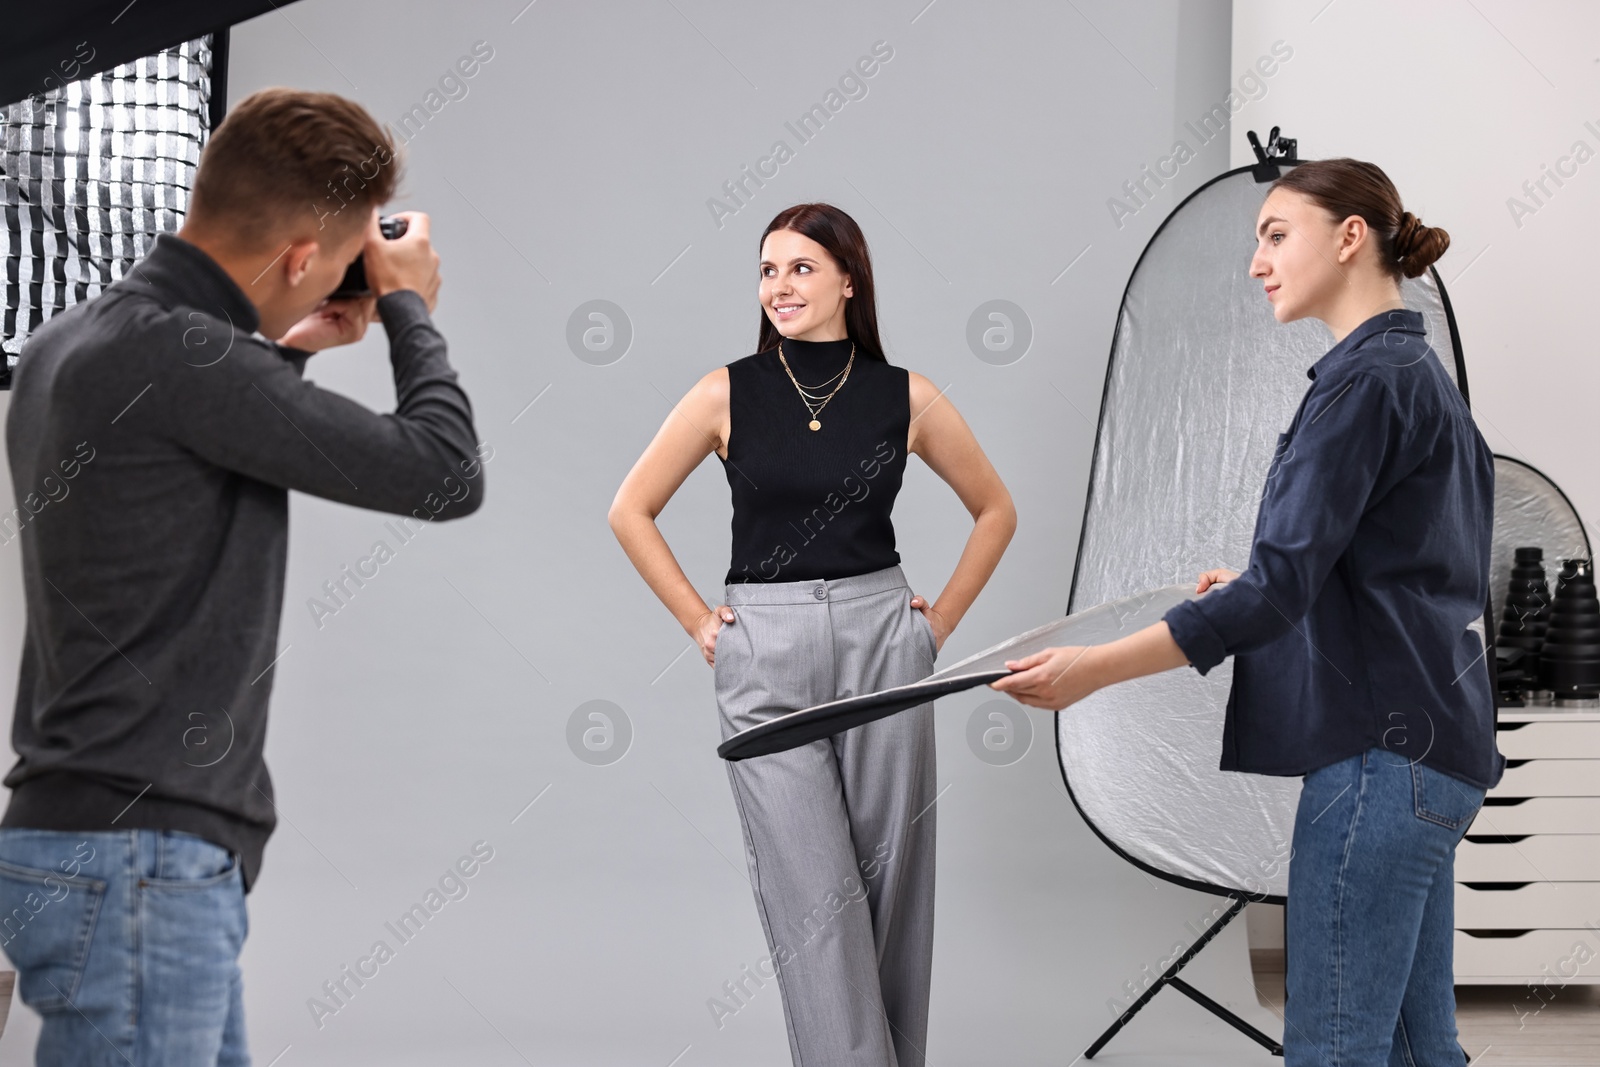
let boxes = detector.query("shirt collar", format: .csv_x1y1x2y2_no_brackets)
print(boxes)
1307,307,1424,380
122,232,262,336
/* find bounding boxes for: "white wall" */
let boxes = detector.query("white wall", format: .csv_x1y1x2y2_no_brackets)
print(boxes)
1233,0,1600,533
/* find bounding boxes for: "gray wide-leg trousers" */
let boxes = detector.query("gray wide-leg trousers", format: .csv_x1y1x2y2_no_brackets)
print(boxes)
715,565,939,1067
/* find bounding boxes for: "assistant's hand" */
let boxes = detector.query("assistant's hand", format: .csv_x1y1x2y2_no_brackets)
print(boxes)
1196,567,1241,593
910,594,949,652
988,645,1103,711
696,605,736,667
363,210,441,312
277,296,377,353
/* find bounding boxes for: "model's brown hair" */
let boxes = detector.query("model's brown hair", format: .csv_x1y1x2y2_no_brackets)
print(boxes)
757,204,887,363
188,88,399,249
1271,158,1448,279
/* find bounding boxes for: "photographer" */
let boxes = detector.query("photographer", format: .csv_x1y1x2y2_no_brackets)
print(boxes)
0,88,482,1064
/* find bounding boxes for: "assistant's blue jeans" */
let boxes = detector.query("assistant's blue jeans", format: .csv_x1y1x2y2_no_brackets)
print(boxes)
0,828,250,1066
1284,747,1485,1066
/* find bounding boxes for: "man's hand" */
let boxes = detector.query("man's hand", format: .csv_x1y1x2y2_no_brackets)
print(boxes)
1196,568,1241,593
363,210,441,312
277,296,376,354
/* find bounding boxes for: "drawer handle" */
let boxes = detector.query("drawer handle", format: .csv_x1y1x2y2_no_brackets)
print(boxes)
1460,882,1533,891
1463,834,1531,844
1459,929,1535,938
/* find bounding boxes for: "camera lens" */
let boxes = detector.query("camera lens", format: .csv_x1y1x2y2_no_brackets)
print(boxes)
329,214,409,299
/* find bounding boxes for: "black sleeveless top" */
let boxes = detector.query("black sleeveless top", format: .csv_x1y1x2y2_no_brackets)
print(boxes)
722,337,909,584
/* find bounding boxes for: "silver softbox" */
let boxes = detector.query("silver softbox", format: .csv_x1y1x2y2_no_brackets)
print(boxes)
2,37,214,384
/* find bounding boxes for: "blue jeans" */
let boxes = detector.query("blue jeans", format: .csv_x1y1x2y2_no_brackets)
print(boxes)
0,828,250,1066
1284,748,1485,1066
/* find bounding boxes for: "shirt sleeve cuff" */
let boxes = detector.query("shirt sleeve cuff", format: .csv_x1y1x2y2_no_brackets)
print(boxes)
273,343,313,376
377,289,432,334
1163,599,1228,676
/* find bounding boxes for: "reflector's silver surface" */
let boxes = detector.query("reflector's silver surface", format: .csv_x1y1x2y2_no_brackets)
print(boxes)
723,587,1209,761
1062,165,1466,898
930,585,1198,678
1489,456,1590,627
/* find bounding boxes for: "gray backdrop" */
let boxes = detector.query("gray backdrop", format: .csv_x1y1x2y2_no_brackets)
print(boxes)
0,2,1290,1064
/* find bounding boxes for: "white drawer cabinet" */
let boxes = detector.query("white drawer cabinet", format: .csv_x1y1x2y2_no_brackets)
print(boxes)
1495,721,1600,759
1455,929,1600,980
1488,759,1600,797
1455,836,1600,881
1465,796,1600,834
1456,883,1600,928
1454,709,1600,985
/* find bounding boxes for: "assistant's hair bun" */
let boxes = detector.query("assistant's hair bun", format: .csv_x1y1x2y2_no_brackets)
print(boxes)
1394,210,1450,278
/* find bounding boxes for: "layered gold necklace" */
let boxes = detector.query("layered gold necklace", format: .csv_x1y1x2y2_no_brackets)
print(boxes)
778,339,855,431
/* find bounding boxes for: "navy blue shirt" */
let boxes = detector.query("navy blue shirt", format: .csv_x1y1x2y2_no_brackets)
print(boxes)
1162,308,1504,790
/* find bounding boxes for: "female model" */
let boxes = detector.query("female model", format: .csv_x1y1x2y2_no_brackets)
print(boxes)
609,202,1015,1066
993,159,1501,1065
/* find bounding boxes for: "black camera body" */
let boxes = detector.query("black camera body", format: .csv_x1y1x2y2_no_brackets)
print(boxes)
328,215,408,300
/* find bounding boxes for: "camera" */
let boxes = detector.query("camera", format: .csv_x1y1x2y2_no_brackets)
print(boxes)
328,215,409,300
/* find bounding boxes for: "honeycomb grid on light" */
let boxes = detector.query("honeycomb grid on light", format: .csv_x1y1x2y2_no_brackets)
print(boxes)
2,37,213,378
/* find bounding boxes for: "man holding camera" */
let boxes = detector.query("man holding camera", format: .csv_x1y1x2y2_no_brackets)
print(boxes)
0,88,482,1064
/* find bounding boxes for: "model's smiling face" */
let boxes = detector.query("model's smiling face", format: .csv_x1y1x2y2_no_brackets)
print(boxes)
759,229,852,342
1250,188,1347,325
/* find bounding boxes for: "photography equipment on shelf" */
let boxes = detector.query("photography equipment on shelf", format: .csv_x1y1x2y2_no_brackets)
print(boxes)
1495,546,1553,705
1539,557,1600,705
328,215,408,299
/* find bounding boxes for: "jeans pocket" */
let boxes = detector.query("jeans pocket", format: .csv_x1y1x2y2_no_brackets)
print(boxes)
140,833,247,973
146,831,238,888
1410,761,1486,832
0,857,107,1010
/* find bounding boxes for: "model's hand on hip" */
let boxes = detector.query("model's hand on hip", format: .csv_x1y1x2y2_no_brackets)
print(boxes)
910,594,948,653
697,606,735,666
1196,567,1240,593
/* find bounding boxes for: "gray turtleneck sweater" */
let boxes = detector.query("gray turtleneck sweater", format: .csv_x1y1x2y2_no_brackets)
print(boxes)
2,233,483,889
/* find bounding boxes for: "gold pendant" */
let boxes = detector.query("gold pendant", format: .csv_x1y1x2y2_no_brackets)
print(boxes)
809,419,821,431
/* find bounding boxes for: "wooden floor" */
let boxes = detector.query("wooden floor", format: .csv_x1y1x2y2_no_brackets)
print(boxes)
1251,958,1600,1066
